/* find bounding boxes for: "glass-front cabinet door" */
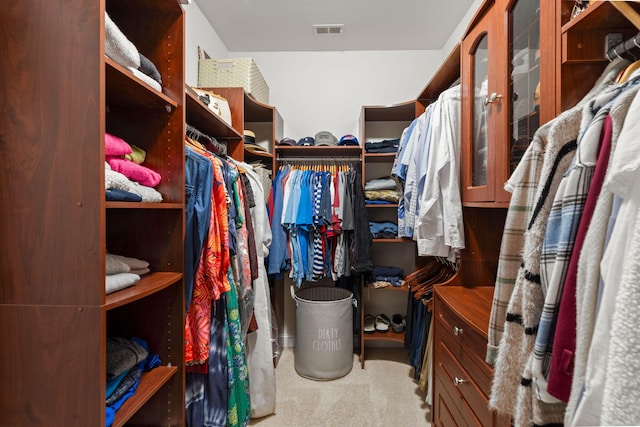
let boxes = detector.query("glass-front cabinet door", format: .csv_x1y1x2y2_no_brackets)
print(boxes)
507,0,541,186
461,0,545,205
461,6,502,203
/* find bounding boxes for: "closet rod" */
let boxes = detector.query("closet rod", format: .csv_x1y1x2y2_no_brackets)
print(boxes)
605,31,640,61
277,156,362,162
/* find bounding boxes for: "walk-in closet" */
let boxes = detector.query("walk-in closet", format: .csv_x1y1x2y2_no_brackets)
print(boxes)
4,1,640,426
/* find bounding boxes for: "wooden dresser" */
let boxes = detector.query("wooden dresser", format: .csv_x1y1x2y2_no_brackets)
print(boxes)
432,286,509,427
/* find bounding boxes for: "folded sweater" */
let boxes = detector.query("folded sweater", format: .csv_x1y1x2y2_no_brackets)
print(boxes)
104,12,140,69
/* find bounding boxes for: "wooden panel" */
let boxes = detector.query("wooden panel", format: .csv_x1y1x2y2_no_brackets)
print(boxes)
0,305,104,426
0,0,104,306
449,207,506,287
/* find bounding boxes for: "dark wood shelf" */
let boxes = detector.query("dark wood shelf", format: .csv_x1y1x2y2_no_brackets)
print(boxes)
275,145,362,158
106,58,178,111
362,101,416,122
365,203,398,208
111,365,178,427
363,152,397,162
363,330,405,344
185,86,243,141
105,272,183,310
372,238,414,243
106,202,183,209
364,284,410,292
561,0,640,33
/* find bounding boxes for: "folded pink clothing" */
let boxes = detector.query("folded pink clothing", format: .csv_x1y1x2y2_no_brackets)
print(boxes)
106,156,161,187
105,133,133,156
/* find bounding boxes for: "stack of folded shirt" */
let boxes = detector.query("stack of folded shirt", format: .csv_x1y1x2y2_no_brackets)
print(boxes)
106,337,161,427
104,12,163,91
105,253,150,294
369,221,398,239
105,133,163,202
366,265,405,288
365,138,401,153
364,176,401,204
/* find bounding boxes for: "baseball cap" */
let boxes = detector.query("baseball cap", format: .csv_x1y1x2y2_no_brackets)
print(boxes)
338,134,359,146
297,136,315,146
315,131,338,146
278,137,296,146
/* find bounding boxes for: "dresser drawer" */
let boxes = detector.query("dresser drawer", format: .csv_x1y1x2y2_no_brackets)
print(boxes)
436,338,491,427
433,374,467,427
436,296,492,395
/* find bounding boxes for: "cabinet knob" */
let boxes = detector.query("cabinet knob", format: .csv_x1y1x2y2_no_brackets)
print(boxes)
454,377,467,386
454,326,463,336
484,92,503,105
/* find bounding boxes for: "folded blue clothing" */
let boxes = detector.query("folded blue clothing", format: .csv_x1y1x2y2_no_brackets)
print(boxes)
369,221,398,235
372,265,404,278
366,199,393,204
366,146,399,153
106,188,142,202
365,139,400,152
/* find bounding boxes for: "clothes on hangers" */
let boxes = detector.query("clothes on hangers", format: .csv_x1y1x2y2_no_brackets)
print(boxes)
487,57,640,427
183,139,276,426
267,160,372,285
391,84,464,261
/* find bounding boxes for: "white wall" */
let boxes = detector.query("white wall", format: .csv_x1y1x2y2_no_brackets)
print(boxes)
182,2,229,87
230,50,441,141
441,0,484,59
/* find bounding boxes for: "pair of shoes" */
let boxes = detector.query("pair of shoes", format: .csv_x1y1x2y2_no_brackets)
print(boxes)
364,314,375,334
391,314,406,333
375,314,390,332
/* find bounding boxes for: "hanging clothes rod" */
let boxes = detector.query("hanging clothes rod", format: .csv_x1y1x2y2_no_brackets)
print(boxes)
605,32,640,61
277,156,362,162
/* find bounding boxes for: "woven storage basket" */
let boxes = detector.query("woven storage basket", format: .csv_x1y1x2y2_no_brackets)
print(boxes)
198,57,269,104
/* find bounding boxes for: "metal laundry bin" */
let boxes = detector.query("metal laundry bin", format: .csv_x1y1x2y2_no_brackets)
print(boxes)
291,286,356,380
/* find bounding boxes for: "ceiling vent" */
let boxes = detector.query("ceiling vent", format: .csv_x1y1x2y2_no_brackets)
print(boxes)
313,24,344,36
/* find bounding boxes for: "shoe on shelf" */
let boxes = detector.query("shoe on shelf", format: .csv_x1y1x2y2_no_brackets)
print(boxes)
375,314,390,333
391,314,406,333
364,314,376,334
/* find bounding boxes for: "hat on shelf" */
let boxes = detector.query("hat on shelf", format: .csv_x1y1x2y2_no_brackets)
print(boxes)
338,134,359,146
278,137,297,146
297,136,315,146
314,131,338,146
244,130,268,155
244,130,256,144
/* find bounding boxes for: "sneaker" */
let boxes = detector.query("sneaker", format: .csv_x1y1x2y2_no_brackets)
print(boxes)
364,314,375,334
391,314,406,333
375,314,390,333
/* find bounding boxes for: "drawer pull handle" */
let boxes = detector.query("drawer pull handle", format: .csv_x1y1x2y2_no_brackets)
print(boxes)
454,326,463,336
454,377,467,386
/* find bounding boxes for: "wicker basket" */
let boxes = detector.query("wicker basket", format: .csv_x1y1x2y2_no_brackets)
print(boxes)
198,57,269,104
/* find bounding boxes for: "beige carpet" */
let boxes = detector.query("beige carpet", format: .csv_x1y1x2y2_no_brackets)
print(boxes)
249,346,432,426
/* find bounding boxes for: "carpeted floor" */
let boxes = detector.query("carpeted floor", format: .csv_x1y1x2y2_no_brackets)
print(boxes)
249,346,432,426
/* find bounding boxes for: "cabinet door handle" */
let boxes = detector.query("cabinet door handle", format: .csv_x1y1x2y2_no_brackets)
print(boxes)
454,377,467,386
484,92,503,105
453,326,463,336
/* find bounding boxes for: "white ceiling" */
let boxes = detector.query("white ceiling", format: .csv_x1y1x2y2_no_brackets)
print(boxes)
194,0,477,52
